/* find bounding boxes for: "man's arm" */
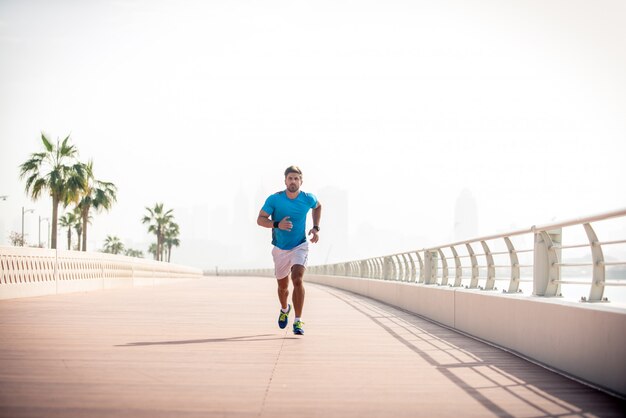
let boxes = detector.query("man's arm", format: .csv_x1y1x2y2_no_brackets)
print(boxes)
308,202,322,243
257,210,292,231
312,202,322,227
257,209,273,228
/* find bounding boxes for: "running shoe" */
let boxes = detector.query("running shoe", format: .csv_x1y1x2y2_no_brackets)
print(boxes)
278,304,291,329
293,320,305,335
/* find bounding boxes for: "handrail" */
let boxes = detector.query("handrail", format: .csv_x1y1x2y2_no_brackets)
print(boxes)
532,207,626,233
0,246,203,300
220,207,626,303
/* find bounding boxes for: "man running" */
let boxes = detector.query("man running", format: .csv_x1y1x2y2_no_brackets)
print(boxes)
257,165,322,335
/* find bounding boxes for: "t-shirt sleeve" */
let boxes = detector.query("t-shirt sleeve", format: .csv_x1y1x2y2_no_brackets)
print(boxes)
261,195,275,216
309,193,318,209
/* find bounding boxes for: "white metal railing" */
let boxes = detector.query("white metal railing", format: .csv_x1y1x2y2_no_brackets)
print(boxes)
221,208,626,303
0,246,202,291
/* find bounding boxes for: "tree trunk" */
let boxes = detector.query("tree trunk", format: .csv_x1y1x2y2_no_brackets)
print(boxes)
157,228,162,261
51,197,59,249
81,205,89,251
67,227,71,250
167,245,172,262
159,236,164,261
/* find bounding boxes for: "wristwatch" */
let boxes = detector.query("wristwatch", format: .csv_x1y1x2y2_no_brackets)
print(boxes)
313,225,320,232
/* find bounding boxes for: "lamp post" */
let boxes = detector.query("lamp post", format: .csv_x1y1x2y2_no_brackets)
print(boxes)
39,216,50,248
21,206,34,246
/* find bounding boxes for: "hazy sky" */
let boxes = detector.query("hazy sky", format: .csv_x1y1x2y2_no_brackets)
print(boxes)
1,0,625,269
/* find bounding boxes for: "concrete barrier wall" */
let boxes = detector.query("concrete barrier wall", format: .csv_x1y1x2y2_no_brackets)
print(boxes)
0,246,203,300
308,274,626,397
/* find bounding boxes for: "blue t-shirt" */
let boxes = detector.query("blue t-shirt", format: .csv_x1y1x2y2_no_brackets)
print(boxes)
262,191,318,250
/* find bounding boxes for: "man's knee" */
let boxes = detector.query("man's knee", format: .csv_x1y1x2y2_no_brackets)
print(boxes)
291,265,305,286
277,277,289,290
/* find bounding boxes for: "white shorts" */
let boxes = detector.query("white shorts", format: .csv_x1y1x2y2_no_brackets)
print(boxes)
272,241,309,280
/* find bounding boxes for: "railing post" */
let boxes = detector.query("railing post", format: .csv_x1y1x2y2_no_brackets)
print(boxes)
438,249,448,286
450,246,462,287
416,252,424,283
503,237,520,293
583,223,605,302
480,240,495,290
392,255,401,281
383,256,391,280
400,253,410,282
394,255,401,281
533,228,561,296
424,250,438,285
407,253,416,282
466,243,479,289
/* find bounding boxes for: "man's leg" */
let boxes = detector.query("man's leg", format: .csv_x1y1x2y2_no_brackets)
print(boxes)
277,275,289,310
291,265,306,318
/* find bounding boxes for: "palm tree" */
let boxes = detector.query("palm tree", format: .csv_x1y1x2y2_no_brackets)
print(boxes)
163,221,180,262
147,243,158,260
103,235,124,254
19,133,87,249
124,248,144,258
73,206,92,248
78,161,117,251
142,203,174,261
58,211,80,250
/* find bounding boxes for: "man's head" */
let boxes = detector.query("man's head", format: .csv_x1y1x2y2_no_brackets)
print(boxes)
284,165,303,193
284,165,303,178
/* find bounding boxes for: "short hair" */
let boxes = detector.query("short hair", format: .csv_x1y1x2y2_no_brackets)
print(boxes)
284,165,303,178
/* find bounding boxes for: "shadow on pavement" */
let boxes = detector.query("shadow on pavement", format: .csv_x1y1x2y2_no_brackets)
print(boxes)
322,286,626,418
116,334,299,347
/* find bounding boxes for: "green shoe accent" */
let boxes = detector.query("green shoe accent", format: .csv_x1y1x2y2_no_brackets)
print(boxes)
293,320,305,335
278,304,291,329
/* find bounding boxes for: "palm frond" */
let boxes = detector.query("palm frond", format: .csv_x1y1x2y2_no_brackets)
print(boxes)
41,133,53,152
31,178,47,199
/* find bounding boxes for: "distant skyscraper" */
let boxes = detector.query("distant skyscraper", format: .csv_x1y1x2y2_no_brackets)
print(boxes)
454,189,478,241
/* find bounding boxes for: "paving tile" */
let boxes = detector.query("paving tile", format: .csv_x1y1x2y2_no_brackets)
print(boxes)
0,276,623,417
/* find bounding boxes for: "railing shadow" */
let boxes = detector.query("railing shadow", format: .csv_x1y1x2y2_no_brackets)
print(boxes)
323,287,626,418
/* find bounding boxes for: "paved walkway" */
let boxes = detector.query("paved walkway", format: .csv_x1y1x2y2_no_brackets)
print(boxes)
0,276,624,417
